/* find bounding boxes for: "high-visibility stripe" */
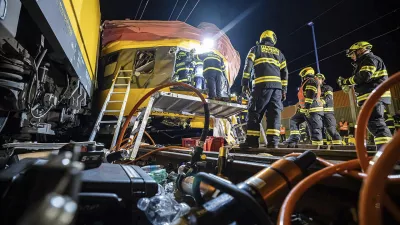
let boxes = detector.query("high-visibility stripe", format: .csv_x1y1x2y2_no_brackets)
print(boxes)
195,62,203,65
280,60,287,69
371,70,388,78
290,130,300,135
395,125,400,128
254,57,280,67
203,67,223,73
385,119,394,122
176,68,190,72
324,91,333,96
281,80,288,86
304,98,313,103
266,129,280,136
321,99,326,105
243,72,251,79
309,107,324,112
359,66,376,73
178,79,188,82
299,108,307,113
204,57,221,62
374,136,392,144
312,140,324,145
305,86,317,92
253,76,281,85
248,53,256,61
332,140,342,145
247,130,260,136
357,91,391,102
388,126,395,129
324,107,334,112
348,76,356,85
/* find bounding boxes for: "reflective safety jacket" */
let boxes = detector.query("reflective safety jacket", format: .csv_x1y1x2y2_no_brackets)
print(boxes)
193,56,204,77
297,76,322,112
321,85,334,113
175,50,193,82
384,111,395,130
393,114,400,129
196,52,225,74
241,42,288,93
341,52,391,106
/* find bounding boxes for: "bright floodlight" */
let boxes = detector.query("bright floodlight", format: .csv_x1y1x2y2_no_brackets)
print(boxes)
202,38,215,49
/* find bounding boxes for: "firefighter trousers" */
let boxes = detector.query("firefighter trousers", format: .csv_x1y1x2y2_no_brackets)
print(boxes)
204,70,223,99
322,113,342,145
246,88,283,146
287,110,323,145
367,102,392,149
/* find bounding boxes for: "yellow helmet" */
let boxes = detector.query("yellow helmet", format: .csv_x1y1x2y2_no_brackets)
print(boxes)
316,73,325,81
260,30,277,45
299,67,315,77
346,41,372,57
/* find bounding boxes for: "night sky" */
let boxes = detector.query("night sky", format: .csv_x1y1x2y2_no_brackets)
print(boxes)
100,0,400,105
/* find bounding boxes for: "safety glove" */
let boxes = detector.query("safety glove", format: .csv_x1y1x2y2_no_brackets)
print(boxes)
282,91,286,102
337,76,345,87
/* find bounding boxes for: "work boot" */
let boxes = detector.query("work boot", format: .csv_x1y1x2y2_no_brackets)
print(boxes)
283,140,298,148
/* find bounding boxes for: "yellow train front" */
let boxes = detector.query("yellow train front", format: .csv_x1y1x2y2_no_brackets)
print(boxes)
96,20,241,145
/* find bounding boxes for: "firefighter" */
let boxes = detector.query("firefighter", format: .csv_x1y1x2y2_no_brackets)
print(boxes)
190,49,206,90
174,50,193,84
384,109,395,135
337,41,392,149
195,51,229,100
316,73,342,145
240,30,288,149
280,124,286,142
284,67,324,147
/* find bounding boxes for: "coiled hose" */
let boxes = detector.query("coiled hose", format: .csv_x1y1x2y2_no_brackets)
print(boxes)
278,71,400,225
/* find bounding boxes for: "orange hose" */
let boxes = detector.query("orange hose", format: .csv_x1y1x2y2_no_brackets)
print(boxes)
278,159,361,225
115,82,208,151
355,71,400,172
359,131,400,225
125,146,190,164
144,131,156,145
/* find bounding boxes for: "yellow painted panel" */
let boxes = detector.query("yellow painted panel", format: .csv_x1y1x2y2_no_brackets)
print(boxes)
63,0,100,80
102,39,232,83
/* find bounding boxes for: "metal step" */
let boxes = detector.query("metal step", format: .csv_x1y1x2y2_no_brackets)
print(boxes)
99,121,118,124
108,100,124,103
105,110,121,113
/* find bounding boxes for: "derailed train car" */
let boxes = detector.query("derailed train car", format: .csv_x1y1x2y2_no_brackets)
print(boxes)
96,20,241,143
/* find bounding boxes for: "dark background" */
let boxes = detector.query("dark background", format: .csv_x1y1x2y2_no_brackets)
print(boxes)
100,0,400,105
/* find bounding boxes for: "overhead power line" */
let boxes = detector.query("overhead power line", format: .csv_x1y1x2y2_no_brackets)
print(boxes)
134,0,144,20
288,0,346,36
169,0,180,21
184,0,200,22
288,26,400,75
176,0,189,20
139,0,150,20
288,8,399,65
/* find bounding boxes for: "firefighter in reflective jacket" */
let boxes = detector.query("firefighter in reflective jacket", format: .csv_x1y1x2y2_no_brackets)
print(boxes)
284,67,324,147
174,50,193,83
337,41,392,149
240,30,288,149
192,52,205,90
195,52,229,99
316,73,342,145
384,109,395,135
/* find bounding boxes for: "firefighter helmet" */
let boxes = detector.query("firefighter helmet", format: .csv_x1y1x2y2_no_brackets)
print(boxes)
299,67,315,77
260,30,277,45
346,41,372,57
316,73,325,81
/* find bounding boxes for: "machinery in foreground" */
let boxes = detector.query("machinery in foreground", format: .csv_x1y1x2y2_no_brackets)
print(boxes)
0,72,400,225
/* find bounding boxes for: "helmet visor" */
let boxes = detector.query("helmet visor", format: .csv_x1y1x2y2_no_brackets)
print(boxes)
346,49,355,57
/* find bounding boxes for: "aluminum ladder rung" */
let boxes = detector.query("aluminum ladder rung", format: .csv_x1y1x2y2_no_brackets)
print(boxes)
105,110,121,113
100,121,118,124
108,100,124,103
